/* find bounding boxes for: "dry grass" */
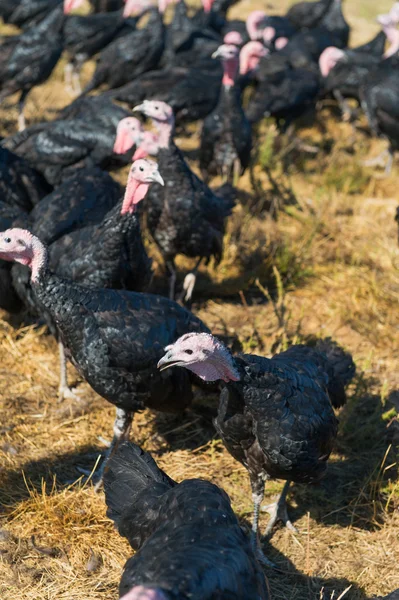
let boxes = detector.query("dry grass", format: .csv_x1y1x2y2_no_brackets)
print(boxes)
1,0,399,598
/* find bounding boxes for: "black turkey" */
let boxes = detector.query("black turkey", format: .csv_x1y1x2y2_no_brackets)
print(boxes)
158,333,355,564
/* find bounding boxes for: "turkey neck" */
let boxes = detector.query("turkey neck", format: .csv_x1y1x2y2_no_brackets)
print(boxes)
384,26,399,58
222,57,239,88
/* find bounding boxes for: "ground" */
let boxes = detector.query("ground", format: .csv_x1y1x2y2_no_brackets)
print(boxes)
0,0,399,599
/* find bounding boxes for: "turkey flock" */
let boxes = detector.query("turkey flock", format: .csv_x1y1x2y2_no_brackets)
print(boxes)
0,0,398,598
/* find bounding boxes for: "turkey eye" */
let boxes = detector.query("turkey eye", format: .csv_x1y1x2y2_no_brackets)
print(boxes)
184,349,193,355
155,106,159,110
4,237,11,243
139,166,144,172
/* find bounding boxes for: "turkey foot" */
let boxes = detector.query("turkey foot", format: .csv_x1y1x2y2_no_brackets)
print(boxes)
262,480,298,536
179,258,202,304
251,534,277,569
57,341,82,403
58,384,82,403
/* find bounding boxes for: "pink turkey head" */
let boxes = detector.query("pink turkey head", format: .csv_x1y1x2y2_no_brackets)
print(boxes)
157,333,241,383
119,586,169,600
223,31,244,47
133,100,174,123
239,41,268,75
0,229,47,282
319,46,345,77
212,44,240,86
133,131,160,160
246,10,267,41
113,117,143,155
123,0,152,17
63,0,85,14
122,159,164,215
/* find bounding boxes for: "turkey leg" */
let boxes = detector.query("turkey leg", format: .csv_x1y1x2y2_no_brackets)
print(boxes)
58,341,81,402
18,90,28,132
250,475,276,568
262,480,298,536
180,257,202,304
166,260,177,301
93,408,133,491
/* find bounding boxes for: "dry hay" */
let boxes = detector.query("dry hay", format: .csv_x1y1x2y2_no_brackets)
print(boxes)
1,0,399,598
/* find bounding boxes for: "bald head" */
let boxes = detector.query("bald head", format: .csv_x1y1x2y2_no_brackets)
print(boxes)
120,586,169,600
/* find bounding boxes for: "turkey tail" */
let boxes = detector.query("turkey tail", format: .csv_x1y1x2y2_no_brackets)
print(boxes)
104,442,175,531
316,338,356,408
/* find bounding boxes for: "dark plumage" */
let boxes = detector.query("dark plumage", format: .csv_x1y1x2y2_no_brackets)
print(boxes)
104,442,269,600
30,167,121,246
81,7,165,94
286,0,334,30
46,161,156,293
5,0,62,30
0,147,51,212
245,2,350,128
89,0,124,11
0,228,209,473
133,100,235,301
246,59,321,127
9,169,121,331
104,57,223,125
2,100,131,186
320,29,393,111
158,333,355,561
0,0,23,23
199,44,252,181
360,53,399,174
0,6,64,130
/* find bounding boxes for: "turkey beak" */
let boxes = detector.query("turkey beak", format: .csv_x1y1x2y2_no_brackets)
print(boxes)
157,352,178,372
150,170,164,186
133,104,146,114
212,48,223,59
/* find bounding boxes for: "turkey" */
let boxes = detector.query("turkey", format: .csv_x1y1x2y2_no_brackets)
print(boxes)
245,1,350,126
0,227,209,480
47,159,158,292
131,100,235,301
319,19,399,120
0,5,65,130
104,442,269,600
2,106,136,186
12,160,160,400
63,0,149,95
80,0,166,95
199,43,258,182
359,53,399,174
158,333,355,565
